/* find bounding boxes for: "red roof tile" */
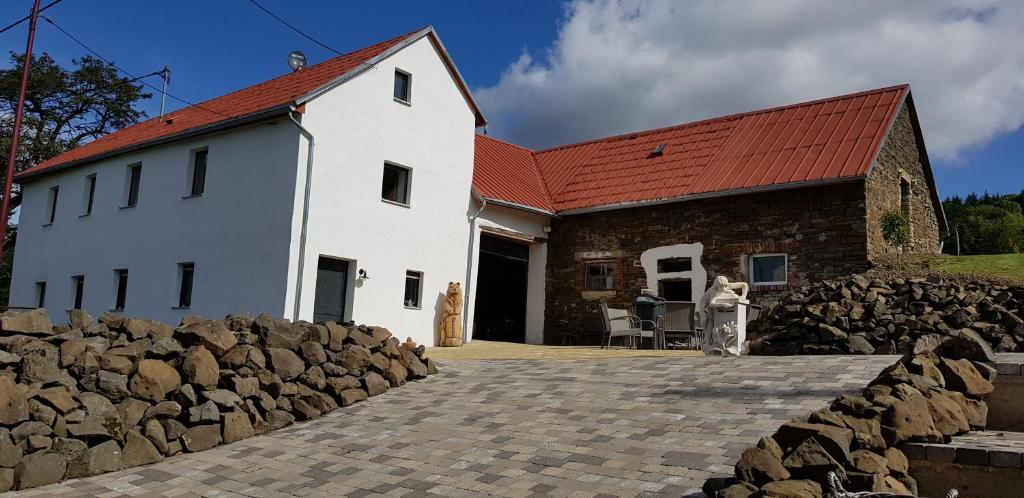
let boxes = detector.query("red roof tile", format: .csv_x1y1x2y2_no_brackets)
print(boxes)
473,135,553,213
473,85,910,214
17,26,486,180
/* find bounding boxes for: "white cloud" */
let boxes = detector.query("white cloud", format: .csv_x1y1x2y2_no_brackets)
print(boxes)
475,0,1024,160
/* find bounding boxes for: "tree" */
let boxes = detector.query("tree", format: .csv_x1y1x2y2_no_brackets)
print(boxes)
881,210,910,271
0,52,151,304
942,191,1024,255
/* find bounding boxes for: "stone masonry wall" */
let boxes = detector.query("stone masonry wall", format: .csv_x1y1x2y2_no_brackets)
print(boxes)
866,103,942,258
0,308,437,491
544,183,871,342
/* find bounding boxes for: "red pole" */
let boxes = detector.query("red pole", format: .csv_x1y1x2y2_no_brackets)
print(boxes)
0,0,43,267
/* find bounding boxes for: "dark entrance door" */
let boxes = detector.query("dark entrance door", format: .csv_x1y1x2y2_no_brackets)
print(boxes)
659,279,693,301
313,257,349,323
473,235,529,343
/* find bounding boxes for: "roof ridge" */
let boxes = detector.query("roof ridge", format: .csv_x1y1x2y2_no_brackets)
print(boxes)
533,84,910,155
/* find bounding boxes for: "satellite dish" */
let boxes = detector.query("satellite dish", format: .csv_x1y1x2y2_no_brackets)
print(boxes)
287,50,307,72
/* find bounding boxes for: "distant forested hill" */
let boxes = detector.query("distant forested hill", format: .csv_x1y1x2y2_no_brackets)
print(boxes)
942,190,1024,255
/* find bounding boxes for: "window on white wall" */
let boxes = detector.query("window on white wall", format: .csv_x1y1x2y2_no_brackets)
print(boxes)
188,149,207,197
750,254,787,286
124,163,142,207
72,275,84,310
381,163,411,205
584,261,616,291
82,174,96,215
404,270,422,308
45,186,59,225
35,281,46,308
114,269,128,311
177,262,194,308
393,69,411,103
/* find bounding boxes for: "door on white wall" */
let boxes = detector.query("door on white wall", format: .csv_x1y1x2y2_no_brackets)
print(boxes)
313,257,349,323
473,235,529,343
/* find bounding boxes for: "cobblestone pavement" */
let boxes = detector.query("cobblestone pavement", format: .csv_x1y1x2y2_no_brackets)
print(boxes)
11,355,896,498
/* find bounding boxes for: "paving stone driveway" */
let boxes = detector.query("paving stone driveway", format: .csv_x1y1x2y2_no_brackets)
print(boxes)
12,355,896,498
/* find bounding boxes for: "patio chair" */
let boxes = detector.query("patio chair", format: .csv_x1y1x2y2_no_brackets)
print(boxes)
600,303,645,349
656,301,703,350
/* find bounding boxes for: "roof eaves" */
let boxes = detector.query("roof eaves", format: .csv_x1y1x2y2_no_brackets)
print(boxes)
15,104,294,183
554,176,865,216
480,196,556,217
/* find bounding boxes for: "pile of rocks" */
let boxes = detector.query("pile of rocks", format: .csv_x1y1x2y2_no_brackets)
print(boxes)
704,332,996,497
748,274,1024,355
0,308,437,491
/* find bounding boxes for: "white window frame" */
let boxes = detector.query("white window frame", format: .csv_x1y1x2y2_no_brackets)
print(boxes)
393,68,412,105
175,262,195,309
749,253,788,287
81,174,96,216
122,163,142,208
35,281,46,308
403,270,423,309
381,161,412,207
185,148,208,198
44,185,59,225
71,274,85,310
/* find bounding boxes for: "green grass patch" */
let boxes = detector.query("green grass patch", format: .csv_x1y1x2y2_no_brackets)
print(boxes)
928,253,1024,282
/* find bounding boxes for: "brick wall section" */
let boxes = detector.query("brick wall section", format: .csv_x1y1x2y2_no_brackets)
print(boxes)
865,104,941,258
544,183,871,342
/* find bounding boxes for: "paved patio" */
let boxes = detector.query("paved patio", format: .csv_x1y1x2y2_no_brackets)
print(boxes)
11,355,896,498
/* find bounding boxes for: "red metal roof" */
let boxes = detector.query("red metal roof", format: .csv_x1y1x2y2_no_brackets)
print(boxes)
473,135,553,213
18,27,486,181
474,85,910,214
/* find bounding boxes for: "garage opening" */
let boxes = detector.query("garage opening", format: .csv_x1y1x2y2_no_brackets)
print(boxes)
473,234,529,343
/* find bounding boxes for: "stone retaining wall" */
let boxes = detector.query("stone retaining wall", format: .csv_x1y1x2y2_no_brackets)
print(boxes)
0,308,437,491
704,334,997,497
748,274,1024,355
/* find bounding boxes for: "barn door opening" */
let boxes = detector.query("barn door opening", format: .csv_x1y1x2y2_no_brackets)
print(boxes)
473,234,529,343
313,257,349,323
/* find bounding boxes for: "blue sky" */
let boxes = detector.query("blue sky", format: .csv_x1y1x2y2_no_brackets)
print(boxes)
1,0,1021,199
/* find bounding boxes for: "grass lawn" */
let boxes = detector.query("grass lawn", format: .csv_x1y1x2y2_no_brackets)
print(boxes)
927,253,1024,282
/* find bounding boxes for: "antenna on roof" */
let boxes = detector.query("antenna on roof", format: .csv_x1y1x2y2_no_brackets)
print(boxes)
287,50,307,72
651,143,666,157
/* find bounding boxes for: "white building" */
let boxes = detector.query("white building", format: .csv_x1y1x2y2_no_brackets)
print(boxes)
10,27,547,347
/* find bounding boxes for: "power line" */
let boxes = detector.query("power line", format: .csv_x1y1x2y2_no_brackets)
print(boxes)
0,0,62,36
246,0,343,55
39,15,233,119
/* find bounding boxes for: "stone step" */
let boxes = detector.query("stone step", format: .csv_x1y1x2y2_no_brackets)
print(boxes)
903,431,1024,470
991,353,1024,432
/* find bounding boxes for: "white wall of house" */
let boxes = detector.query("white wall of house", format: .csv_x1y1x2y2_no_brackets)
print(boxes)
10,121,301,325
469,202,550,344
288,36,477,346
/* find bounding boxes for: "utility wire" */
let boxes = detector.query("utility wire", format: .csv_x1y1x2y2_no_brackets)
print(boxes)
246,0,343,55
0,0,63,36
40,15,234,119
0,70,161,112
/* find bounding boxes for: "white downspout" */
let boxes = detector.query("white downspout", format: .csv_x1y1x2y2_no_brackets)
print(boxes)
288,110,315,322
462,190,487,342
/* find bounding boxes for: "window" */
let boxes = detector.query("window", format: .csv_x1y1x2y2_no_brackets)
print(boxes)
124,163,142,207
114,269,128,311
584,262,616,291
381,163,411,205
658,279,693,301
900,177,912,218
72,275,84,310
750,254,787,286
189,149,207,197
657,257,692,273
82,174,96,215
45,186,59,224
404,271,422,308
393,69,411,103
177,262,194,308
35,282,46,308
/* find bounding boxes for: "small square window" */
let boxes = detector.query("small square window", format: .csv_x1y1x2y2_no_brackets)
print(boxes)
35,281,46,308
393,69,411,103
82,174,96,215
114,269,128,311
584,262,616,291
72,275,85,310
45,186,59,224
404,271,422,308
177,262,194,308
750,254,787,286
189,149,207,197
657,257,692,273
124,163,142,207
382,163,411,205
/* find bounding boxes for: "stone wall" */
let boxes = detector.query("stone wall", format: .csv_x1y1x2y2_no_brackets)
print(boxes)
0,308,437,491
704,343,997,497
748,274,1024,355
865,103,942,258
544,183,871,342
